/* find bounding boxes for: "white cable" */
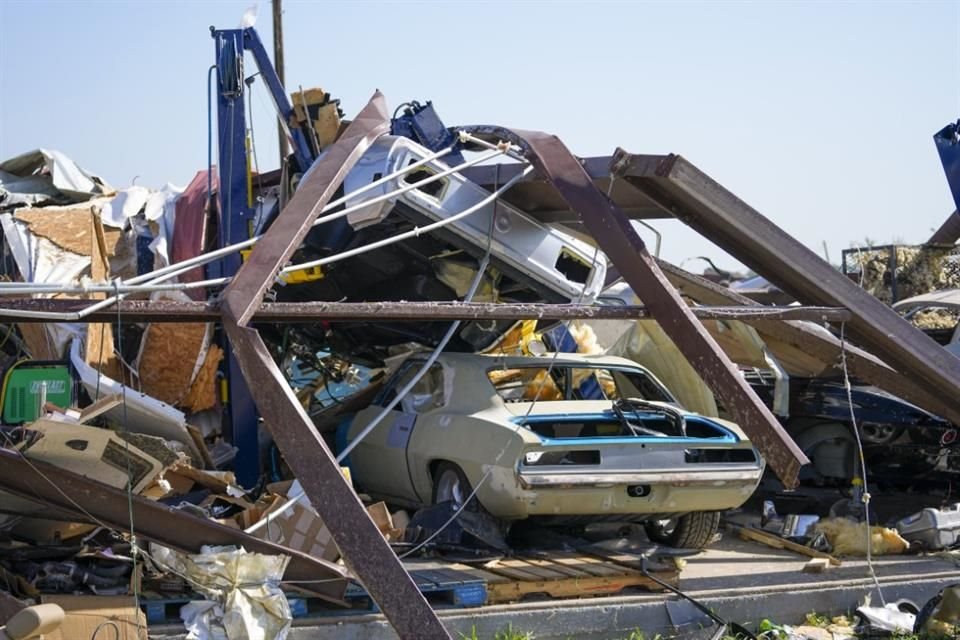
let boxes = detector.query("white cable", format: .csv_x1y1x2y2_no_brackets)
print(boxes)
75,164,535,310
127,163,532,296
839,321,886,605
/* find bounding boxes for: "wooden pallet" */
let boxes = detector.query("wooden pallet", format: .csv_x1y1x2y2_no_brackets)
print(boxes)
452,552,678,604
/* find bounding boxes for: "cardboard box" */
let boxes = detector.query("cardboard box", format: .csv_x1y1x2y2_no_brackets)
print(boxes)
41,595,147,640
252,482,339,563
252,470,354,562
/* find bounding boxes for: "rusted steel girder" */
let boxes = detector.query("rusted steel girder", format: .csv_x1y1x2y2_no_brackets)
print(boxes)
463,126,808,487
0,448,348,602
929,209,960,244
656,259,960,425
613,151,960,418
0,299,851,323
219,93,449,640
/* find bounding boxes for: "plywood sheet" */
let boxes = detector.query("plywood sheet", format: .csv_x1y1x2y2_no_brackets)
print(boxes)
17,322,58,360
14,206,123,258
137,323,208,406
85,214,121,378
182,343,223,413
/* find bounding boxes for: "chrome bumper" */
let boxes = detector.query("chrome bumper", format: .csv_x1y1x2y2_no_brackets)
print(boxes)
517,467,763,489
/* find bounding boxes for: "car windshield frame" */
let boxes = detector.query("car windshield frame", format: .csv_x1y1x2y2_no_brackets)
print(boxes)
484,363,676,405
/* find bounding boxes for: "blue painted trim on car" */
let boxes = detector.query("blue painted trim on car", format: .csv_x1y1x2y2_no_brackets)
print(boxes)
512,412,739,445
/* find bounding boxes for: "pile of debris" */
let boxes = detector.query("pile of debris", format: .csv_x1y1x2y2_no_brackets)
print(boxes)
0,147,418,636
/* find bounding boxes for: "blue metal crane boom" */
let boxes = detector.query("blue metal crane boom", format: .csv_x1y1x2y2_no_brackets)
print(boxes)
209,26,316,486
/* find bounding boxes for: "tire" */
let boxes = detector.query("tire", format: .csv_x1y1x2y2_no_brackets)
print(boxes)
431,462,472,507
644,511,720,549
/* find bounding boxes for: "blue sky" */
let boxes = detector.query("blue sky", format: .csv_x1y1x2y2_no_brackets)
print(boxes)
1,1,958,271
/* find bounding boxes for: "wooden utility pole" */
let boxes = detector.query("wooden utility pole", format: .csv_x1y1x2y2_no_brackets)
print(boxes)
272,0,290,162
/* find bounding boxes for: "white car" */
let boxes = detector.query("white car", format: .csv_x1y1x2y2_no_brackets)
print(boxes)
338,353,764,548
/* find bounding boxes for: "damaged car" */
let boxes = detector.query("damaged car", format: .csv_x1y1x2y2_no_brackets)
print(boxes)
338,352,764,548
272,134,606,363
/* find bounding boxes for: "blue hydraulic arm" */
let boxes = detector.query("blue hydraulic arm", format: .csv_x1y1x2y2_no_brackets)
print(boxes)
930,121,960,244
210,26,315,486
934,121,960,215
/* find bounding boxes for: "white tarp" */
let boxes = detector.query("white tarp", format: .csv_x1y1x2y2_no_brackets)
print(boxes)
99,185,150,228
152,544,291,640
0,149,111,210
145,183,184,267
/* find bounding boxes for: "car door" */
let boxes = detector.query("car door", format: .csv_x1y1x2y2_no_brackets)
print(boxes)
343,360,445,504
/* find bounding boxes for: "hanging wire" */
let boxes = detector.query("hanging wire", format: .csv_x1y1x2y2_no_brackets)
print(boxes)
839,321,886,605
113,282,144,637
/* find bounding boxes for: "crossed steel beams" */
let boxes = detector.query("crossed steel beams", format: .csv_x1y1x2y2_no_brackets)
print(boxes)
6,110,953,637
215,109,812,636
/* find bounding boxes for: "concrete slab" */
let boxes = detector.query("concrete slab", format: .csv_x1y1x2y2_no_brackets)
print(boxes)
150,537,960,639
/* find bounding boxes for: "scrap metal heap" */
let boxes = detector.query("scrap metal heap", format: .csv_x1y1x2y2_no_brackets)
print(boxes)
0,24,958,640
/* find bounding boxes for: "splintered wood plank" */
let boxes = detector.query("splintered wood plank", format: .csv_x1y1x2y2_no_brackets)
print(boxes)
483,572,669,604
547,553,625,577
519,557,595,579
480,560,552,582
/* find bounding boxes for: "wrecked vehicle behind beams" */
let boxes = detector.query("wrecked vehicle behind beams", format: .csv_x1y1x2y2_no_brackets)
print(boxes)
339,353,763,548
745,370,957,485
273,136,606,362
750,289,960,486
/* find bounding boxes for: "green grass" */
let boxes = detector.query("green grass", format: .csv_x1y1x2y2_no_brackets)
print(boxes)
458,624,534,640
457,626,669,640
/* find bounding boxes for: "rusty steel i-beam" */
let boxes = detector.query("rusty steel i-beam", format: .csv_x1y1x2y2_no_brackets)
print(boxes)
0,299,851,323
611,150,960,421
463,125,809,487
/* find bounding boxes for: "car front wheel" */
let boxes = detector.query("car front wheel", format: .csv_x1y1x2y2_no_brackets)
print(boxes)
644,511,720,549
